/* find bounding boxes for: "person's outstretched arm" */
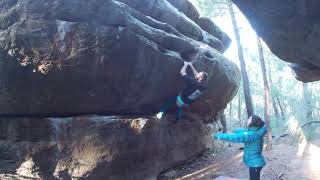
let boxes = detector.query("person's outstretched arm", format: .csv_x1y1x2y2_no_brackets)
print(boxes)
213,126,267,143
233,128,248,134
180,61,189,76
188,62,199,77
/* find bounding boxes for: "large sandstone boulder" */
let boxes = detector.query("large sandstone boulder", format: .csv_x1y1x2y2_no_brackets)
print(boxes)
196,17,231,50
0,0,239,117
0,0,239,179
167,0,200,21
232,0,320,82
0,116,213,179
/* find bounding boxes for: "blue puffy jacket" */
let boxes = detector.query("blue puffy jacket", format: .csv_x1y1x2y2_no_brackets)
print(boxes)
213,126,267,168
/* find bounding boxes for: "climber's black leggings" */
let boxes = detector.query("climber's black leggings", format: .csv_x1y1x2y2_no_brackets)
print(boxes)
159,96,184,121
249,167,262,180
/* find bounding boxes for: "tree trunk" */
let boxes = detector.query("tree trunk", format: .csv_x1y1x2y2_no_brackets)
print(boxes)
267,58,280,123
303,83,313,120
229,101,232,122
275,76,285,120
221,112,227,133
228,1,254,118
276,95,285,120
257,37,272,150
238,92,242,127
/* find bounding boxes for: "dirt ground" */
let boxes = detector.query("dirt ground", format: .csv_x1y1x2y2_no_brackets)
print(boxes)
159,139,320,180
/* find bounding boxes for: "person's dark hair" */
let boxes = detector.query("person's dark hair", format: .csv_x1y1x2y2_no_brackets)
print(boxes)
201,71,208,82
181,49,198,61
248,115,265,128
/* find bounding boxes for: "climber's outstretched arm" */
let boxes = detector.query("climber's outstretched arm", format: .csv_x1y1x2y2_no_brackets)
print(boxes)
188,62,199,77
180,61,189,76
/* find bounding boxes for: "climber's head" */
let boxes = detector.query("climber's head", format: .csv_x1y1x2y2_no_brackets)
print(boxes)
196,71,208,83
247,115,265,128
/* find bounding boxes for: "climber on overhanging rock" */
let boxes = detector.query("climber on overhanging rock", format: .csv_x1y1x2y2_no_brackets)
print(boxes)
156,50,208,122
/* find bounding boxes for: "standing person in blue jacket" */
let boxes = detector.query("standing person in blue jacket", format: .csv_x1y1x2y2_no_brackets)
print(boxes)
213,115,267,180
156,50,208,122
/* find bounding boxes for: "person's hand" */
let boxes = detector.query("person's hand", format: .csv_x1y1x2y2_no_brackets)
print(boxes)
184,61,192,66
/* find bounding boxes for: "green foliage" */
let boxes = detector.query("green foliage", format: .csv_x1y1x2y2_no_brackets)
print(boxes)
189,0,229,17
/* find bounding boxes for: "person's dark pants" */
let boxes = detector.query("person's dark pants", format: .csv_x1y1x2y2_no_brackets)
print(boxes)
249,167,262,180
159,96,184,121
